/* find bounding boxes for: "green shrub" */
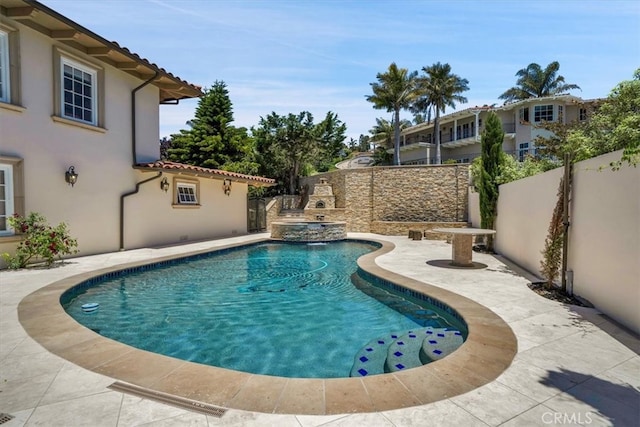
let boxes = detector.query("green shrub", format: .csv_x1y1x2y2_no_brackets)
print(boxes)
2,212,78,269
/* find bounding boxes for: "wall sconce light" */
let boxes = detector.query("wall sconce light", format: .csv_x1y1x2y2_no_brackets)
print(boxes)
160,177,170,192
65,166,78,187
223,178,232,196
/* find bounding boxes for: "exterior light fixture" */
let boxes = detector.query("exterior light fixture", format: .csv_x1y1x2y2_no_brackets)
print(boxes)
223,178,232,196
65,166,78,187
160,177,170,192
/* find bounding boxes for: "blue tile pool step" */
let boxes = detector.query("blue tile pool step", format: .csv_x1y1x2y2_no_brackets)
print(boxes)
350,327,464,377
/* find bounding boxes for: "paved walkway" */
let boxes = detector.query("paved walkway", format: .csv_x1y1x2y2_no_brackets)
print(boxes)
1,234,638,426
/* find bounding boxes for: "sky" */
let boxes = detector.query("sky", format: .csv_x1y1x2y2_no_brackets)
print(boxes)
42,0,640,142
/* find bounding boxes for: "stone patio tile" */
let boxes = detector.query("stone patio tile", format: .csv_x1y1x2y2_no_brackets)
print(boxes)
23,390,122,427
508,309,599,345
499,404,581,427
296,414,349,427
135,411,209,426
116,394,195,426
0,350,66,383
544,387,638,427
0,372,56,413
515,345,626,383
450,381,538,426
38,362,115,406
2,408,35,427
0,336,24,360
495,359,580,403
383,399,489,426
317,412,395,426
603,356,640,388
205,410,302,427
490,295,560,323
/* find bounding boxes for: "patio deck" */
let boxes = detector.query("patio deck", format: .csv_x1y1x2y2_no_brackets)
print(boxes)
1,233,638,426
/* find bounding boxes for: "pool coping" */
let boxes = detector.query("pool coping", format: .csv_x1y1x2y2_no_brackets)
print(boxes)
17,237,517,415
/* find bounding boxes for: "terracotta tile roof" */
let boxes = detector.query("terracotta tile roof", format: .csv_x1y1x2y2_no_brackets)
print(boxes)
9,0,202,101
135,161,276,186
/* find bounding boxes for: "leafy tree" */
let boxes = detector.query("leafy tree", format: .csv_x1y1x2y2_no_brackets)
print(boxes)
372,145,393,166
357,134,371,152
253,111,318,194
533,69,639,169
366,63,418,165
313,111,348,172
166,81,257,172
499,61,580,103
476,112,504,251
416,62,469,164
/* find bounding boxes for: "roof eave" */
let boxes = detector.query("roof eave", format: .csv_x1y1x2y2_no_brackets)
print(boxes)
5,0,202,101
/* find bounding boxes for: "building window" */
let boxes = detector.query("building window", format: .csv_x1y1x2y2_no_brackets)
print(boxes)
61,58,97,125
558,105,563,120
518,142,530,161
579,108,587,121
534,105,553,122
0,23,21,107
53,48,104,128
0,164,15,235
176,182,198,205
0,30,9,103
519,107,529,123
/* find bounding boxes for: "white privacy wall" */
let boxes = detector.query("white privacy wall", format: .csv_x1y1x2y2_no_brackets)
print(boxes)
470,150,639,333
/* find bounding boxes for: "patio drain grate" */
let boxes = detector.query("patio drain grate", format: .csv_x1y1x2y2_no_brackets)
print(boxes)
108,381,227,418
0,414,14,425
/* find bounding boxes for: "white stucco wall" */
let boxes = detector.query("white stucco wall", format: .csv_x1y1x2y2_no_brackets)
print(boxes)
494,165,564,276
480,150,639,333
568,151,640,333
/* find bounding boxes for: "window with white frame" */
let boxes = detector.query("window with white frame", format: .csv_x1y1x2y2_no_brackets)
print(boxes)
0,164,15,235
176,182,198,205
519,107,529,123
0,30,10,103
534,105,553,122
61,57,97,125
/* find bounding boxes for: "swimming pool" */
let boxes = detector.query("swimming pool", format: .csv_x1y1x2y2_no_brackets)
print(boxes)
62,240,467,378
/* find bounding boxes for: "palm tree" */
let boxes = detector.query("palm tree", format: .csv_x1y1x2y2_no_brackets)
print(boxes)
499,61,581,103
366,63,418,165
369,117,412,149
416,62,469,164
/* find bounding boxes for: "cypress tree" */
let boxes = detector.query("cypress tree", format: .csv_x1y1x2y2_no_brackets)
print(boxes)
478,111,504,251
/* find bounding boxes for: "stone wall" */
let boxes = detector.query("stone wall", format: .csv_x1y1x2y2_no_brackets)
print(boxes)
370,221,469,239
298,164,470,235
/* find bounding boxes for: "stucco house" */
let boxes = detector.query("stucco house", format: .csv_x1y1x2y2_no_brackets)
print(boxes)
395,94,599,165
0,0,275,267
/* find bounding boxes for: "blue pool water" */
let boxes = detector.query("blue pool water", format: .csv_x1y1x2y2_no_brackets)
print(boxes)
63,241,466,378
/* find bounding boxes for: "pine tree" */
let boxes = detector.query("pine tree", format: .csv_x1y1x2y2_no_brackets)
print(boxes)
167,81,255,171
477,111,504,251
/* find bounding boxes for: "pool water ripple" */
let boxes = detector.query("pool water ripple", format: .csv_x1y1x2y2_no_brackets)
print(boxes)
64,241,466,378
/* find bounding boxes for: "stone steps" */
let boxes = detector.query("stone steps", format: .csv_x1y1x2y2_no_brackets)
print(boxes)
350,327,463,377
